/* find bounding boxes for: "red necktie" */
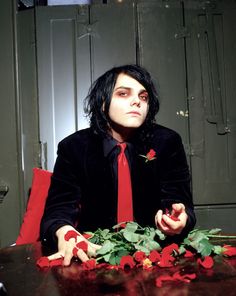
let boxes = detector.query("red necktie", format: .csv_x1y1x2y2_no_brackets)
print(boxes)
117,143,133,224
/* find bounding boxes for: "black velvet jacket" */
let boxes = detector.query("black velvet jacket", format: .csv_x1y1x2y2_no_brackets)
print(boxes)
40,124,196,248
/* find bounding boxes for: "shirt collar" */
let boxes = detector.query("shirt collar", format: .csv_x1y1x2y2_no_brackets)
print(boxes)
103,137,134,158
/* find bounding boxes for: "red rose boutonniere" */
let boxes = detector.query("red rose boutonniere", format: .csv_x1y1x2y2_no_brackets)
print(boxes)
140,149,156,163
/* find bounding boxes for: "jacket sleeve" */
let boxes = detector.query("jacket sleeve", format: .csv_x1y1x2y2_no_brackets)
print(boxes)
40,139,82,249
158,131,196,241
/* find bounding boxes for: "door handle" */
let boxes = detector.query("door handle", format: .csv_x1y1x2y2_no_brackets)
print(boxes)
0,185,9,204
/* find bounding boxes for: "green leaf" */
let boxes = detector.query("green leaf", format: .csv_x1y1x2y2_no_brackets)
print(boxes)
109,253,118,265
124,222,139,233
103,253,111,262
209,228,221,235
197,238,214,256
134,244,150,254
155,229,166,240
178,245,186,255
101,229,110,237
144,239,161,251
213,245,223,255
96,240,116,255
123,231,140,243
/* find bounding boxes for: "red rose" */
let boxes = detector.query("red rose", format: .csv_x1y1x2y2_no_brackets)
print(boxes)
197,256,214,269
146,149,156,160
222,245,236,257
81,259,97,270
120,255,136,269
133,251,146,262
148,250,161,263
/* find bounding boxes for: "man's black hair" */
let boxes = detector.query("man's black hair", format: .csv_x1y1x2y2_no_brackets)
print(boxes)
84,64,160,141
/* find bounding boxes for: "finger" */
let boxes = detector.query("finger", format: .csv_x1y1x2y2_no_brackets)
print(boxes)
89,242,102,250
76,248,90,262
155,209,163,226
63,249,74,266
155,210,172,233
48,252,64,261
172,203,185,214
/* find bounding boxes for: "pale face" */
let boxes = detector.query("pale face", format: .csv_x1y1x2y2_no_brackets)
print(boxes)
108,73,149,142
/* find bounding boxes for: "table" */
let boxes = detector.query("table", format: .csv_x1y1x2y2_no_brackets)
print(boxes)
0,239,236,296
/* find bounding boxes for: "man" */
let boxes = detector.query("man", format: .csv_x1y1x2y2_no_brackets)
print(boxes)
40,64,196,266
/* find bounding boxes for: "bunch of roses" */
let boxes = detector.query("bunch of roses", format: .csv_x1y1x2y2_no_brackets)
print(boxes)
37,222,236,271
36,223,236,287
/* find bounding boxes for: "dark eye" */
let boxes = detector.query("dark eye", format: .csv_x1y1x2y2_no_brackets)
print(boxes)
118,91,128,97
140,95,148,101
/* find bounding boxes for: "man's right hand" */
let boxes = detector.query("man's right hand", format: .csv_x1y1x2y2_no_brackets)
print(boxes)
47,225,101,266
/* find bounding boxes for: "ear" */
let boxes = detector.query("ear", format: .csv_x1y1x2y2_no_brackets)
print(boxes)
15,168,52,245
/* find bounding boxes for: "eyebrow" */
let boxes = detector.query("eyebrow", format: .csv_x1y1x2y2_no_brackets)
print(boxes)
114,86,147,93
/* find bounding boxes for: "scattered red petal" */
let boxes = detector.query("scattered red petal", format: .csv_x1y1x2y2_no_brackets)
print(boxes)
184,250,195,258
165,208,180,221
222,245,236,257
156,271,196,287
64,230,79,242
173,271,196,282
162,243,179,256
197,256,214,269
49,258,64,266
76,241,88,252
36,256,63,268
36,256,50,268
120,255,136,269
83,233,92,239
81,259,97,270
155,274,173,287
133,251,146,262
158,258,174,268
72,247,79,257
149,250,161,263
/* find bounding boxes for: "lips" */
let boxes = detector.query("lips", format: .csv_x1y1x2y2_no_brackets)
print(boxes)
127,111,141,116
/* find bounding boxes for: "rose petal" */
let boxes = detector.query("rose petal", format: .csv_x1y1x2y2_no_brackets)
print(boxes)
49,258,64,266
133,251,146,262
197,256,214,269
184,250,195,258
76,241,88,252
36,256,50,268
81,259,97,270
149,250,161,263
222,245,236,257
120,255,136,269
64,230,79,242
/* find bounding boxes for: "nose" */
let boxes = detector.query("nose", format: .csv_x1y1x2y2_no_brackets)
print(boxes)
130,95,141,107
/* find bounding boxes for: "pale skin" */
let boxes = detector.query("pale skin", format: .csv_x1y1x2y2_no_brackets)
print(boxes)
48,73,188,265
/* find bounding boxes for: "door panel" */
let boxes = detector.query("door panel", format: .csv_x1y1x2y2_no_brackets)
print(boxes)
138,1,189,146
90,2,136,80
185,1,236,205
36,6,85,170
